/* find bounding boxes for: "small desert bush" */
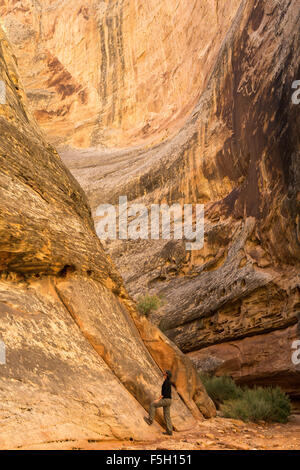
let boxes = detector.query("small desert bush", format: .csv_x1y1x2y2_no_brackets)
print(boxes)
200,373,291,423
220,386,291,423
200,373,243,407
137,293,162,317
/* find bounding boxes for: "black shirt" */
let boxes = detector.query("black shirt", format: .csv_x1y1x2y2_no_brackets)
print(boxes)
161,378,172,399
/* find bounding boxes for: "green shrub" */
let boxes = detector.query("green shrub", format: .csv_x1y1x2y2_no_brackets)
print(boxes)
199,373,243,407
199,373,291,423
220,386,291,423
137,294,162,317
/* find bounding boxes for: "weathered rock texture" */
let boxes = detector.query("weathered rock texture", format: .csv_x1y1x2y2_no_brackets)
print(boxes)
189,325,300,398
0,25,215,449
1,0,300,402
0,0,241,149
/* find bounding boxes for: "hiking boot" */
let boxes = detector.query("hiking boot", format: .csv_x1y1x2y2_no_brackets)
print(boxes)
163,431,173,436
144,417,152,426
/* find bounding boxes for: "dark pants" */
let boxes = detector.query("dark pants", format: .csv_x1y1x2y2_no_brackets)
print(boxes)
148,398,172,433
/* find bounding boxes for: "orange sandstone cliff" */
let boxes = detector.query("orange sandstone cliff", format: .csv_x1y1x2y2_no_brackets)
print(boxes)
0,23,215,449
1,0,299,405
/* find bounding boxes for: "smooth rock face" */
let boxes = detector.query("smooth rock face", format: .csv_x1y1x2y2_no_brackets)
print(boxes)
0,26,215,449
0,0,241,148
1,0,300,400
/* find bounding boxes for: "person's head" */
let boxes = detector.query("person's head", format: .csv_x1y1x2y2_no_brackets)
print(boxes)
164,370,172,380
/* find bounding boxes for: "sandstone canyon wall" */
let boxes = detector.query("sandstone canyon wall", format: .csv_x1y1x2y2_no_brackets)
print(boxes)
0,0,241,149
0,24,215,449
1,0,299,404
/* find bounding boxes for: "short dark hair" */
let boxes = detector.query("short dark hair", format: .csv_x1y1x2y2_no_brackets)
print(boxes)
165,370,172,379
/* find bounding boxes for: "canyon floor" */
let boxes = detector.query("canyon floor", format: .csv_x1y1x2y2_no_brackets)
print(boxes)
16,415,300,451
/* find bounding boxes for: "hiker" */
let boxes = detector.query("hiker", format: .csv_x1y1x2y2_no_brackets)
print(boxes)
144,370,173,435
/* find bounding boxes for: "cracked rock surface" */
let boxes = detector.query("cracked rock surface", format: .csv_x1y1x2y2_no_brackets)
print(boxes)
1,0,300,405
0,24,215,449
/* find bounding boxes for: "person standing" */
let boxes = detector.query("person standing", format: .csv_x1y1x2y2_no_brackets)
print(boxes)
144,370,173,435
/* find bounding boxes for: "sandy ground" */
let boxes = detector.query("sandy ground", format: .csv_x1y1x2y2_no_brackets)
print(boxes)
17,415,300,450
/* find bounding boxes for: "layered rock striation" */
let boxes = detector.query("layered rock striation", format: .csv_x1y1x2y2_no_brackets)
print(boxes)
0,0,241,148
0,25,215,449
1,0,300,402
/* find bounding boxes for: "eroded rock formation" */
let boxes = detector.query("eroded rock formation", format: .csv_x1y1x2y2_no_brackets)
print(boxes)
0,25,215,449
1,0,299,404
0,0,241,148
